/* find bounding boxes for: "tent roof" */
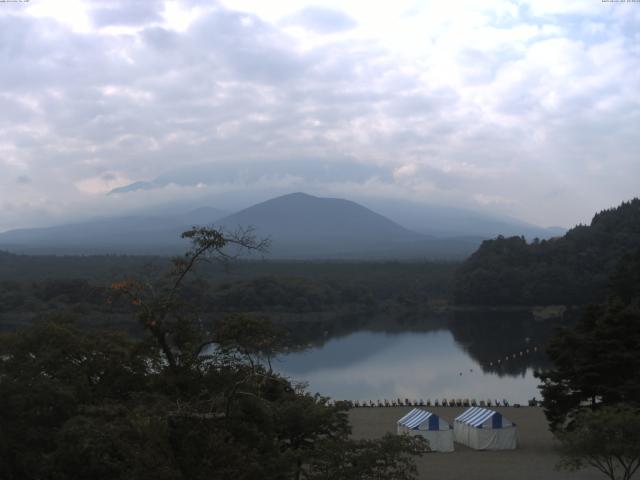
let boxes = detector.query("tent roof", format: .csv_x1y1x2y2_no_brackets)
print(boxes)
397,408,439,429
455,407,510,428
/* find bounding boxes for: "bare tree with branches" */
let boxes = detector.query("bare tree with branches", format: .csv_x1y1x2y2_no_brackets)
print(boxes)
112,225,270,369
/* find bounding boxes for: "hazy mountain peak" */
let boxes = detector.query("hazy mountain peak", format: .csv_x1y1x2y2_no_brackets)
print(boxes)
214,192,427,255
280,192,315,199
253,191,345,206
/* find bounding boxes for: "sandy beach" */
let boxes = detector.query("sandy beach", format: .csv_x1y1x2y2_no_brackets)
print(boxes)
348,406,605,480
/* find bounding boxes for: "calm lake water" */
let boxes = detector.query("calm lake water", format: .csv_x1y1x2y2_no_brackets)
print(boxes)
276,314,557,404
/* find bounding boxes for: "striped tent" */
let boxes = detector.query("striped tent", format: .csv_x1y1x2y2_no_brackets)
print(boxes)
397,408,454,452
453,407,516,450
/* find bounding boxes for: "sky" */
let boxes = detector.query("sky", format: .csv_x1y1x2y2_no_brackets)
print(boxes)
0,0,638,232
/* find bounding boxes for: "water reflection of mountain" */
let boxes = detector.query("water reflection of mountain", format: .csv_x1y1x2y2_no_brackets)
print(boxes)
448,310,557,377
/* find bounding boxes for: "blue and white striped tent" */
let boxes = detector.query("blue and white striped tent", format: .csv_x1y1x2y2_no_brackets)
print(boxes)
453,407,516,450
397,408,454,452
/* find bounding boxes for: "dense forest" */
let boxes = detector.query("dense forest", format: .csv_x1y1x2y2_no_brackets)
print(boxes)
0,254,455,350
454,198,640,306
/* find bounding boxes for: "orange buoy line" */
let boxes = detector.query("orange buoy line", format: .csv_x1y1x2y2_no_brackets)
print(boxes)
488,345,540,367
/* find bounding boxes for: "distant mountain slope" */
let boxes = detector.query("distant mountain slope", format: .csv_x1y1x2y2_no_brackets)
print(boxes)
214,193,482,259
218,192,419,242
108,160,565,240
359,198,565,239
0,207,227,255
0,193,483,259
454,198,640,306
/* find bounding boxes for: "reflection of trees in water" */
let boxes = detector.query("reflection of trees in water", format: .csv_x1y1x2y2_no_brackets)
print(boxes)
273,308,564,381
280,309,448,352
275,311,368,351
448,310,559,377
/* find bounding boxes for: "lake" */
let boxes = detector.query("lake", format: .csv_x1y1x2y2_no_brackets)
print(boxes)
276,312,558,404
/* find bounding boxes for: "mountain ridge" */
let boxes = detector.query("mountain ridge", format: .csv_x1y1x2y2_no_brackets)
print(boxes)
216,192,424,243
0,193,481,259
0,207,228,255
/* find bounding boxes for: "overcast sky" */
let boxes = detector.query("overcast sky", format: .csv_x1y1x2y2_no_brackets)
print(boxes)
1,0,638,232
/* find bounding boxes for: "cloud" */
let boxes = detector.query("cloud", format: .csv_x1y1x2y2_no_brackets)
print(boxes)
90,0,165,27
109,158,391,195
287,6,357,33
0,0,638,232
523,0,599,17
75,171,135,194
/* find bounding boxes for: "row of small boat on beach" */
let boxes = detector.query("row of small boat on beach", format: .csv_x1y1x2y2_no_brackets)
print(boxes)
331,398,530,408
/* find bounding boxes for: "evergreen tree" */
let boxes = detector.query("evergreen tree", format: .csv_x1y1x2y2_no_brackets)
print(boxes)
537,250,640,431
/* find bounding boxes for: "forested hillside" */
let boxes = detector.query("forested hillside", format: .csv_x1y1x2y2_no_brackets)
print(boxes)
0,254,455,343
454,199,640,305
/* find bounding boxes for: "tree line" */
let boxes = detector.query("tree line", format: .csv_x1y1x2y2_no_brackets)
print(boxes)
537,249,640,480
454,198,640,305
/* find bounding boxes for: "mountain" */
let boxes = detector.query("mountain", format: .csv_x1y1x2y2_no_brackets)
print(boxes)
108,161,565,240
214,192,481,259
0,207,227,255
454,198,640,306
0,193,483,259
217,192,418,243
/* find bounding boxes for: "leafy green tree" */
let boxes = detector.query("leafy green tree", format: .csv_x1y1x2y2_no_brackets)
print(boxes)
557,405,640,480
0,226,426,480
0,319,163,479
212,313,289,372
111,226,269,370
537,250,640,431
273,393,350,480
